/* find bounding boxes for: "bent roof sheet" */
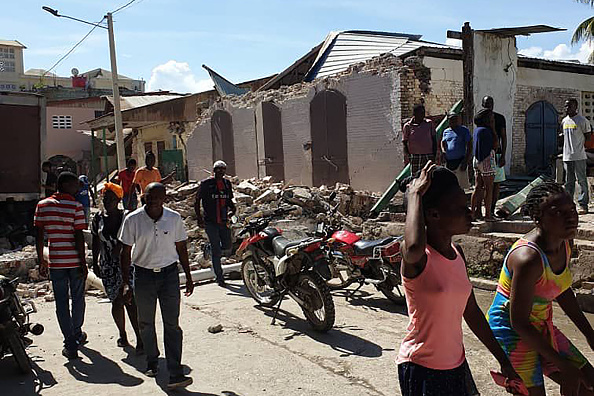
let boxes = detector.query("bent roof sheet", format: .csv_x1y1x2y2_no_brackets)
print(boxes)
305,30,450,81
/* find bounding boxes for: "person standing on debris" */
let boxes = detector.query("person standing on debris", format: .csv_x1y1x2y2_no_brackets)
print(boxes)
119,182,194,390
133,151,162,196
441,112,471,189
482,96,507,216
561,98,592,215
34,172,88,360
398,162,520,395
403,104,437,175
116,158,138,211
194,160,236,287
471,109,496,222
76,175,91,224
91,182,143,353
41,161,57,198
487,181,594,395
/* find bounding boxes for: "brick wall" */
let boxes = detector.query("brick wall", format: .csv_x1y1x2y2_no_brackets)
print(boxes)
511,85,579,174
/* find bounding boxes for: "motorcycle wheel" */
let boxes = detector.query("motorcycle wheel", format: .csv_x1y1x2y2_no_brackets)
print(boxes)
7,328,32,374
376,263,406,304
241,257,280,308
297,272,335,333
326,257,355,290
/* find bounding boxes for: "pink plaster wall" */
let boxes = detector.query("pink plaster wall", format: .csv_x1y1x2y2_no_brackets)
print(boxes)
46,107,96,161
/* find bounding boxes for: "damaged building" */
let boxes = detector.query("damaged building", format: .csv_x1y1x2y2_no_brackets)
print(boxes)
186,26,594,192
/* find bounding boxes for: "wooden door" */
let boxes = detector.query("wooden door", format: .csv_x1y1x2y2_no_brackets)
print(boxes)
310,90,349,186
211,110,236,176
261,102,285,182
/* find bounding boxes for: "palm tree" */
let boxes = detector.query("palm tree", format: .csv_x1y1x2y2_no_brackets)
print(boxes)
572,0,594,63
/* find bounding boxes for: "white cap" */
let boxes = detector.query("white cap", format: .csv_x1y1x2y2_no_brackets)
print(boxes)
213,160,227,169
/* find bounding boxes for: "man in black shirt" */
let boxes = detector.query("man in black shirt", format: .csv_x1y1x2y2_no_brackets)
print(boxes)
41,161,57,197
194,160,236,287
482,96,507,216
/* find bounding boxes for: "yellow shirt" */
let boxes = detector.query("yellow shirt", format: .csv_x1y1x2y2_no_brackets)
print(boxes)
133,167,162,193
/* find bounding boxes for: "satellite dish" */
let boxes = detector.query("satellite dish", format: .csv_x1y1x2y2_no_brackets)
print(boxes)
71,68,79,77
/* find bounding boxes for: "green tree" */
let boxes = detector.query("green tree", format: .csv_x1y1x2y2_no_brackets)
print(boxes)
572,0,594,63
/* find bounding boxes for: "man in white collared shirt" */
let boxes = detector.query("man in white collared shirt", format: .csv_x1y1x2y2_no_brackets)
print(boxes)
119,182,194,390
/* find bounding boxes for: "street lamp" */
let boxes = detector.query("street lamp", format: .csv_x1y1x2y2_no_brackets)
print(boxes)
42,6,127,172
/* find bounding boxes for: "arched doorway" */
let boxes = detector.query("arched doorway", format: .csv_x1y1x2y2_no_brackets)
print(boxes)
310,90,349,186
261,102,285,182
211,110,236,176
525,101,558,176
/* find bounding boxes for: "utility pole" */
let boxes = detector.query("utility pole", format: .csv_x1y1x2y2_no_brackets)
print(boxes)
106,12,126,170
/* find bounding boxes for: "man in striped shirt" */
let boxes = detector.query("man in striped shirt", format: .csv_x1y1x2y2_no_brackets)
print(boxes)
35,172,88,360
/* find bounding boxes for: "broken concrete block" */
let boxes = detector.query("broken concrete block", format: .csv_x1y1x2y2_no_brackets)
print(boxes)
187,227,203,239
237,181,260,197
582,281,594,290
262,176,273,183
234,192,253,205
44,293,55,302
292,187,312,201
176,183,200,196
254,189,277,204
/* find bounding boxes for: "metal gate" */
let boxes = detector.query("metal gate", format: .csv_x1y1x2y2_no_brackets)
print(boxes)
160,149,186,182
261,102,285,182
525,101,558,176
211,110,236,176
310,90,349,186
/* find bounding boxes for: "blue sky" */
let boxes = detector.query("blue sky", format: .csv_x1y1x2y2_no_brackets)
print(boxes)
3,0,593,93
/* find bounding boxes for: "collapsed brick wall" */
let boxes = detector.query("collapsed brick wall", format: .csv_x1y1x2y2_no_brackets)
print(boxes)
511,85,580,174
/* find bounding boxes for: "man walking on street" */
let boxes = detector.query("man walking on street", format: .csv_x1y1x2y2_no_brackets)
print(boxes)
562,98,593,214
481,96,507,216
194,161,236,287
402,104,436,175
119,182,194,390
35,172,88,360
441,112,471,189
133,151,162,196
116,158,138,211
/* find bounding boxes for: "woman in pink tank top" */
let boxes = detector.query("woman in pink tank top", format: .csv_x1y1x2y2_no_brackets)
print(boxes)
398,162,520,395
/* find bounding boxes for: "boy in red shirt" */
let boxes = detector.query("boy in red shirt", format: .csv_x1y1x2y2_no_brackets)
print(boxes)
117,158,138,210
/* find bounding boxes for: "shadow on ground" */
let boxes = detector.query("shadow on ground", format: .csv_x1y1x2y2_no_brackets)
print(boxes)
0,356,57,395
255,305,385,358
332,289,408,315
66,346,143,386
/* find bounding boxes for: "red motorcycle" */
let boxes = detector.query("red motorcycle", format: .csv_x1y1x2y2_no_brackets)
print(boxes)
316,195,404,304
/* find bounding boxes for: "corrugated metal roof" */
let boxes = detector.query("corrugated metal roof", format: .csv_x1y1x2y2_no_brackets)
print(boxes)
305,31,450,81
476,25,565,37
104,94,184,110
0,40,26,48
202,65,247,96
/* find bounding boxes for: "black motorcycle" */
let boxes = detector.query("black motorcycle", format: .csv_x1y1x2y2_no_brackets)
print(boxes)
237,206,336,332
0,275,44,374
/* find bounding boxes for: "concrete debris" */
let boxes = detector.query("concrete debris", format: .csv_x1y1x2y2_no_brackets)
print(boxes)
208,324,224,334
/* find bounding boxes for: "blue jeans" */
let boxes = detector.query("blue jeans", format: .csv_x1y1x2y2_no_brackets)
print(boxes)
123,193,137,211
134,264,183,377
205,223,232,282
564,160,589,208
49,268,86,351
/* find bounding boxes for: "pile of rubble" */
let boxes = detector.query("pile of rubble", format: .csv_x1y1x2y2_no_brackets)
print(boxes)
165,177,380,267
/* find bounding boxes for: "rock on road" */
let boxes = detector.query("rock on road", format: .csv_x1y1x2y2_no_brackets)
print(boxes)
1,281,593,396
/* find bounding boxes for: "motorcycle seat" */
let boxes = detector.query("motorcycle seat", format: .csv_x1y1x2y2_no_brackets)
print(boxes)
353,237,396,256
272,236,312,258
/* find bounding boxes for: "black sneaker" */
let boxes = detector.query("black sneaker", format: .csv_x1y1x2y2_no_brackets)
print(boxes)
62,347,79,360
77,331,88,346
167,375,193,390
144,364,158,378
217,280,226,287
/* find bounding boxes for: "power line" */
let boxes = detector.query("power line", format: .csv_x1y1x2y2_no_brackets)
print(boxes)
112,0,142,14
43,17,106,77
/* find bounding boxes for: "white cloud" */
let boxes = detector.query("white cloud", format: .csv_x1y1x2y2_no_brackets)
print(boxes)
519,42,594,63
445,38,462,48
147,60,213,93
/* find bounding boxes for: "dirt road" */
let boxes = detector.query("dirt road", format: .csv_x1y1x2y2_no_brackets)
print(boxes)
1,281,593,395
